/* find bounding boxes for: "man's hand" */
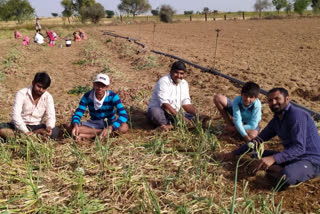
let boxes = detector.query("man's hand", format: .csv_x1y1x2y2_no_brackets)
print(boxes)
72,123,79,137
99,126,113,140
46,126,52,136
256,156,276,171
243,135,252,142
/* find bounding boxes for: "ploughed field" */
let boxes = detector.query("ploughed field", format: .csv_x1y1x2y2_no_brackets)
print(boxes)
0,18,319,213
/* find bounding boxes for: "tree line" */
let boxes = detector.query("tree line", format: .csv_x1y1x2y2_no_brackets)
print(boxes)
0,0,319,24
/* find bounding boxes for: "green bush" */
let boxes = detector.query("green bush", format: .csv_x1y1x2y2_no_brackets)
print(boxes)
159,4,175,23
105,10,115,18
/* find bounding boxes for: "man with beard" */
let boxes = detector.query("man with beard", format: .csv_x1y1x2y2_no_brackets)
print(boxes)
0,72,58,140
224,88,320,189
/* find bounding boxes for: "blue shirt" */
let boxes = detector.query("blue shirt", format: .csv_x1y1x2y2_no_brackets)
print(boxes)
233,104,320,166
232,96,261,137
72,90,128,131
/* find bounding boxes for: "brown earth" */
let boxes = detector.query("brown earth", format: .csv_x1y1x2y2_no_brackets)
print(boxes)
0,18,320,212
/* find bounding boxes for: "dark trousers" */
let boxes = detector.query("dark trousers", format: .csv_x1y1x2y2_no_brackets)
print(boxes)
147,107,194,126
0,122,59,140
261,150,320,189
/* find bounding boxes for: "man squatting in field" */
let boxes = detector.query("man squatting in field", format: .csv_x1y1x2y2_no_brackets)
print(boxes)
147,61,209,131
224,88,320,189
214,81,261,142
68,73,128,141
0,72,59,140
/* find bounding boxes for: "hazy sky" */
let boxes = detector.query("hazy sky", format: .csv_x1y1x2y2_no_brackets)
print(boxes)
30,0,258,17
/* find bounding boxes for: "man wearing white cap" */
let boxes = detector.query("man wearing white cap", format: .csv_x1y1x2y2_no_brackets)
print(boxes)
70,73,128,141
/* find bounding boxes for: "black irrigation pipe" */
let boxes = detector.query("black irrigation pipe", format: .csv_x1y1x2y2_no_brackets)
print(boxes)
103,32,320,121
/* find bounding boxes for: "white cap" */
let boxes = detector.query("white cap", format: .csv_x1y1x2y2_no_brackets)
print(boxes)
93,73,110,86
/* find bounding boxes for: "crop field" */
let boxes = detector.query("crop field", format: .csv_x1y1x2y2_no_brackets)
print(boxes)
0,18,320,213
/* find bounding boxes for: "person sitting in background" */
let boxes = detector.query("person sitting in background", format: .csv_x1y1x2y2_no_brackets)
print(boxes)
213,82,261,142
79,29,87,40
46,29,55,46
73,32,81,42
223,88,320,190
147,61,209,131
34,32,45,44
22,36,29,46
14,31,22,39
51,30,59,41
67,73,128,142
0,72,59,140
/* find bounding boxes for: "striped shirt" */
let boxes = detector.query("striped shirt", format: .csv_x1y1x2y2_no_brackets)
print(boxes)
72,90,128,130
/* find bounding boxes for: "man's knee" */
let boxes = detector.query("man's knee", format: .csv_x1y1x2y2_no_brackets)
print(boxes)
0,128,15,139
147,107,168,126
277,161,315,187
213,94,227,109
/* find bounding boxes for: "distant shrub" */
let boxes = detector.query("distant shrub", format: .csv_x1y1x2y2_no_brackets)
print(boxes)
184,10,193,15
151,9,159,16
159,4,175,23
105,10,115,18
51,13,59,17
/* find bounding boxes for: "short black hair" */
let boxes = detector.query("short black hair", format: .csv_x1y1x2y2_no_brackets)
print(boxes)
171,61,186,72
241,82,260,97
267,87,289,97
33,72,51,89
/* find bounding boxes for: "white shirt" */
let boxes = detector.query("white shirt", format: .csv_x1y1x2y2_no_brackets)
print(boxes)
148,74,191,112
34,33,44,44
94,90,108,110
11,86,56,133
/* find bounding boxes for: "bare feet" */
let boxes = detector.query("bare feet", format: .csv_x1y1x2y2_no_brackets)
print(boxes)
159,124,174,132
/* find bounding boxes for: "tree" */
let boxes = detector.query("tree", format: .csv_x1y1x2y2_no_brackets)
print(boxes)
311,0,318,7
254,0,271,17
61,0,74,24
294,0,311,15
203,7,209,13
118,0,151,17
151,9,159,16
82,3,105,23
272,0,288,13
159,4,175,23
105,10,114,18
0,0,34,23
184,10,193,15
51,12,58,17
60,0,95,23
285,2,293,14
312,0,320,13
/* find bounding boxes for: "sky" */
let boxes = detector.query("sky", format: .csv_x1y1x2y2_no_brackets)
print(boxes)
29,0,258,17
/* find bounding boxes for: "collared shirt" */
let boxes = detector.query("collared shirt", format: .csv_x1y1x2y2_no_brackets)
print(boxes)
232,96,261,137
148,74,191,112
233,103,320,166
72,90,128,131
11,86,56,133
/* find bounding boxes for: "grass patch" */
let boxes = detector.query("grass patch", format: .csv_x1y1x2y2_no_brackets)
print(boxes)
67,86,92,95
